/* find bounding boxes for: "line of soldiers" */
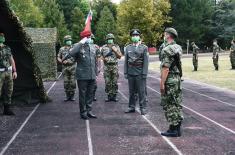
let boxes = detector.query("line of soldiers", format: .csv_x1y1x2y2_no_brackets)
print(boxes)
191,39,235,71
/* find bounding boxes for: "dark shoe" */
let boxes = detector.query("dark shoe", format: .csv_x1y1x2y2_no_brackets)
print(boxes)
177,122,182,137
81,115,89,120
125,109,135,113
87,112,97,119
93,97,97,101
64,97,70,102
3,105,15,116
140,109,147,115
161,125,181,137
145,98,148,102
105,96,111,102
112,95,119,102
70,96,76,101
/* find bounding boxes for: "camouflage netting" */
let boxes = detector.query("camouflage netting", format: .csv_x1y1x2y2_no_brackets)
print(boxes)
0,0,50,104
25,28,57,80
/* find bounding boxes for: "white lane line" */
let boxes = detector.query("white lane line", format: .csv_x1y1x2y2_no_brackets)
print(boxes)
0,73,62,155
86,120,94,155
147,85,235,135
148,75,235,107
118,90,183,155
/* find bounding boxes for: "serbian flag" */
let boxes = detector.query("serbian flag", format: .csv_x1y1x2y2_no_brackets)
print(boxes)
80,10,93,38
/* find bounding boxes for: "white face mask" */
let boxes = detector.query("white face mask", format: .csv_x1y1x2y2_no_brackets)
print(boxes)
86,38,92,44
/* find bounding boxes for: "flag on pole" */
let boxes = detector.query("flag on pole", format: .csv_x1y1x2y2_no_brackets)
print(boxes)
80,10,93,38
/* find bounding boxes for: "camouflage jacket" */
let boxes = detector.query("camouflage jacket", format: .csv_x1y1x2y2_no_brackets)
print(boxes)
0,45,12,68
101,44,121,65
213,43,220,57
192,44,199,55
161,41,182,76
58,46,76,70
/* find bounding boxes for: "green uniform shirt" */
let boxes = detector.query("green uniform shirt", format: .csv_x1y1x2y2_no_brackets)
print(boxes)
161,41,182,75
101,44,121,65
0,45,12,68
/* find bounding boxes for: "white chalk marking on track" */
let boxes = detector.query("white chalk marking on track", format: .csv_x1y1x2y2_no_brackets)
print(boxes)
86,120,94,155
0,73,62,155
118,90,184,155
148,75,235,107
147,85,235,135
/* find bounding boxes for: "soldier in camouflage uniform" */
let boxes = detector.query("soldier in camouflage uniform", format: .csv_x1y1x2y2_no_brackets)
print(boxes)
160,28,183,137
124,29,149,115
57,35,76,101
191,42,200,71
212,39,221,71
0,32,17,115
230,39,235,70
101,33,122,102
91,34,100,101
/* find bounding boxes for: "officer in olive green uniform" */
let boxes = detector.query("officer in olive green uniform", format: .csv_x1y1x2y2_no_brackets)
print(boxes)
124,29,149,115
62,31,100,120
58,35,76,101
191,42,200,71
230,39,235,70
212,39,221,71
0,32,17,115
160,28,183,137
101,33,122,102
91,34,100,101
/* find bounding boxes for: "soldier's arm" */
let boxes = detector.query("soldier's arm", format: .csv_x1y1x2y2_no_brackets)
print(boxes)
112,45,122,59
10,56,17,79
62,43,81,62
160,67,169,95
124,47,128,78
142,46,149,78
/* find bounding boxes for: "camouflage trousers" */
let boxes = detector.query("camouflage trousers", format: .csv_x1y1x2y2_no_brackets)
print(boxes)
213,55,219,69
161,74,183,126
0,71,13,106
230,51,235,69
104,65,119,96
63,66,76,98
192,54,198,68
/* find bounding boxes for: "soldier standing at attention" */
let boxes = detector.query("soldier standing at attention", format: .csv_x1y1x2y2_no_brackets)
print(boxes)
212,39,221,71
62,30,100,120
191,42,200,71
57,35,76,101
160,28,183,137
124,29,149,115
90,34,100,101
101,33,122,102
229,39,235,70
0,32,17,115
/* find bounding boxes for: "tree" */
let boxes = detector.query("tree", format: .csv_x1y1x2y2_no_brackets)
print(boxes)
210,0,235,48
169,0,214,47
117,0,171,46
10,0,44,27
95,6,116,45
34,0,69,43
56,0,79,29
71,7,85,42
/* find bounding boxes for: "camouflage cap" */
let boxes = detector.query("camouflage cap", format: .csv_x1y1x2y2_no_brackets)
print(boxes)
130,29,141,36
165,27,178,38
106,33,115,40
0,32,4,37
64,35,72,41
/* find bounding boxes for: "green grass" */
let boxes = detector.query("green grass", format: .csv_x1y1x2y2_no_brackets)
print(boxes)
149,55,235,91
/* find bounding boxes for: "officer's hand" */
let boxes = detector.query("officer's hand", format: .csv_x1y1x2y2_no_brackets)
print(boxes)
160,83,165,95
13,72,17,80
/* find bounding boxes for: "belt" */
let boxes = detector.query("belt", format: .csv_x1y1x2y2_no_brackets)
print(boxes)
105,63,117,66
128,63,143,67
0,66,12,72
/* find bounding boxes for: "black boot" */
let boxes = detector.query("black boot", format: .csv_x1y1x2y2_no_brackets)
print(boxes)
177,122,182,137
87,112,97,119
70,96,75,101
93,97,97,101
64,97,70,102
3,105,15,116
161,125,179,137
215,66,219,71
112,95,119,102
140,109,147,115
105,95,111,102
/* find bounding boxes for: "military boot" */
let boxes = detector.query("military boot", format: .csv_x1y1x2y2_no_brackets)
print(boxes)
215,66,219,71
140,108,147,115
112,94,119,102
177,122,182,137
3,105,15,116
69,92,75,101
105,95,112,102
64,92,70,102
161,125,179,137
